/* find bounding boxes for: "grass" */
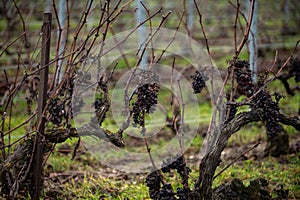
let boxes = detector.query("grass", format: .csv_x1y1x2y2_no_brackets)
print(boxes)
62,173,149,200
45,143,300,199
213,155,300,199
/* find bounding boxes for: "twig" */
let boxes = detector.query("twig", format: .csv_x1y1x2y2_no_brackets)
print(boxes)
101,7,163,57
213,142,260,179
154,11,184,64
171,57,176,125
136,11,172,67
42,144,56,167
205,0,255,155
66,0,94,73
143,133,157,170
51,0,65,90
177,80,189,189
140,1,155,64
177,80,185,155
193,0,213,67
109,27,131,69
228,0,248,30
233,0,240,54
269,50,278,72
7,53,21,155
12,0,30,48
0,32,26,57
245,40,300,102
71,137,81,160
2,131,35,149
226,0,241,121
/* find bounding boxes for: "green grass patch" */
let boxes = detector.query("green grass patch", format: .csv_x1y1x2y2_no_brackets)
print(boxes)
213,155,300,199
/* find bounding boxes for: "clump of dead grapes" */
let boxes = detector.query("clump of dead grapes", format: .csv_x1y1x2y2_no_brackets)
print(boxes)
191,70,207,94
146,154,191,200
131,70,160,128
229,60,283,138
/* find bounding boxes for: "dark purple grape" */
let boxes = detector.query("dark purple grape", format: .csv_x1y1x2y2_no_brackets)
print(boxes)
48,98,65,125
146,170,162,191
177,187,190,200
191,71,206,94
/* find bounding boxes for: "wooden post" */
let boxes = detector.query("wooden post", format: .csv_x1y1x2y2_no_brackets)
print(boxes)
246,0,258,81
33,12,51,200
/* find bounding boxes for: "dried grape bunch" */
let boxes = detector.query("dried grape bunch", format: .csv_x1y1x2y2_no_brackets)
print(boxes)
191,70,207,94
252,90,282,138
131,70,160,127
234,60,254,96
48,98,65,125
146,171,176,200
157,184,176,200
161,154,191,185
146,155,191,200
176,187,190,200
146,170,163,199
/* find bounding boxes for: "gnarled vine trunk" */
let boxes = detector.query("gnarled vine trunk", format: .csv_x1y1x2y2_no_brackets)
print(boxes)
191,110,300,200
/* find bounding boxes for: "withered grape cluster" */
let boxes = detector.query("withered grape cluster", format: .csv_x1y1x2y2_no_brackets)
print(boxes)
131,71,160,127
146,169,188,200
161,154,191,182
231,60,283,138
252,90,282,138
146,154,191,200
191,71,207,94
234,60,254,96
157,184,176,200
48,98,65,125
146,171,175,200
176,187,190,200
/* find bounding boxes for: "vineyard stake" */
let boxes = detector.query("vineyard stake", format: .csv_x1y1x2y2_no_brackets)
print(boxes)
33,12,51,200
